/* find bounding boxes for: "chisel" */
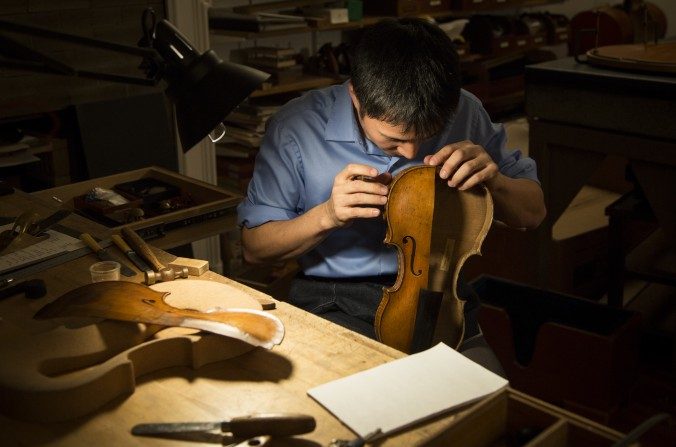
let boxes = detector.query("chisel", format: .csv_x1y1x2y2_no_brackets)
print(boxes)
120,226,165,272
79,233,136,277
131,413,316,438
111,234,152,273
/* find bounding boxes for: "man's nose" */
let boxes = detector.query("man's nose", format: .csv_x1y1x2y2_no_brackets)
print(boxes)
397,142,419,159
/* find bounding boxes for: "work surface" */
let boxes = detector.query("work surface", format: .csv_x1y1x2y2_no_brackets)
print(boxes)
0,189,469,446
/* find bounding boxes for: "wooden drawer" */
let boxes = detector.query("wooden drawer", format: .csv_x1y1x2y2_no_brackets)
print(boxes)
31,166,242,249
420,388,624,446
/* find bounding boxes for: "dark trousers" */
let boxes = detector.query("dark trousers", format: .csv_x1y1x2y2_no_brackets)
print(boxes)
289,274,506,377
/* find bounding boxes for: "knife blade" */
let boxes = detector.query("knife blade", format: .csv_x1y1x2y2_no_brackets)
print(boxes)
27,209,72,236
110,234,152,273
79,233,136,277
131,413,316,438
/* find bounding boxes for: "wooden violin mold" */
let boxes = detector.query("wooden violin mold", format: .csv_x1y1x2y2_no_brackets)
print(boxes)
374,165,493,353
0,280,281,422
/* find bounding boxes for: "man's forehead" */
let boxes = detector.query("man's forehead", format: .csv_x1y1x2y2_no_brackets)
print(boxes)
369,117,417,139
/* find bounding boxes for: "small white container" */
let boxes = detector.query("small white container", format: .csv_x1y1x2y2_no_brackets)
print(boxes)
89,261,121,283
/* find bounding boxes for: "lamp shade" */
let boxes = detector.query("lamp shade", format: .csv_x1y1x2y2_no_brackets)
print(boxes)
153,20,270,151
170,50,269,151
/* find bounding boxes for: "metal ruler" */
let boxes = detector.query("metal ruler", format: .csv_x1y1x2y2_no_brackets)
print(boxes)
0,225,113,282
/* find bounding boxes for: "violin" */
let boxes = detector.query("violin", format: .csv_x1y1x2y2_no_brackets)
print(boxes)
374,165,493,354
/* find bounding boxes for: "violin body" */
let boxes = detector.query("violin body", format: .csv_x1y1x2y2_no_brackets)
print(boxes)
374,165,493,353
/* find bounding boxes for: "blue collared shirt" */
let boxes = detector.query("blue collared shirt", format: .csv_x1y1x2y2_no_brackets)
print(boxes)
237,82,539,278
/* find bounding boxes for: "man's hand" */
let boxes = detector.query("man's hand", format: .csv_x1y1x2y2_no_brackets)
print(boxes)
424,140,498,190
323,164,391,228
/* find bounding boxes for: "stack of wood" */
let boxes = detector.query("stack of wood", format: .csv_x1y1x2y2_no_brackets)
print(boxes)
244,46,303,85
217,101,281,193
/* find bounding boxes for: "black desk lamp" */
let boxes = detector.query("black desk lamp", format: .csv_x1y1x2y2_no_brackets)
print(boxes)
0,9,270,152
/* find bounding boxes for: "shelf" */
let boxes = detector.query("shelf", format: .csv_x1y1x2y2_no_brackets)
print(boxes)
250,74,340,97
309,16,384,31
210,26,311,40
233,0,328,15
210,0,567,39
210,16,384,40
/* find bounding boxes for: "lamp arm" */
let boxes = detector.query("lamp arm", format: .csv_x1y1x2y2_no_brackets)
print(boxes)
0,19,161,86
0,19,156,58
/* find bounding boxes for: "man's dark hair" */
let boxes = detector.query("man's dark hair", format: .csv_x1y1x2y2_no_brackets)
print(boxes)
350,18,461,139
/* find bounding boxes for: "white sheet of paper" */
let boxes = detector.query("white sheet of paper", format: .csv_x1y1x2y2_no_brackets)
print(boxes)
307,343,508,438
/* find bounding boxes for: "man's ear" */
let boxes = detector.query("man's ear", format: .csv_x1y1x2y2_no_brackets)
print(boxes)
348,81,360,113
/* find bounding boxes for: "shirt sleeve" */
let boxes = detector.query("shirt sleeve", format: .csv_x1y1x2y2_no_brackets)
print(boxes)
237,117,304,229
472,102,540,184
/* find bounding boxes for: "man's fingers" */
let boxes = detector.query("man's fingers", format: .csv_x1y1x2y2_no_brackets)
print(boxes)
439,147,470,179
345,179,389,196
454,165,497,190
426,140,470,166
335,191,387,208
340,163,379,183
448,158,481,187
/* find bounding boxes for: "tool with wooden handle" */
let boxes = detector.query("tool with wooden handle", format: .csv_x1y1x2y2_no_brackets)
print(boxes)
131,412,316,438
80,233,136,277
111,234,153,273
120,227,187,284
120,227,165,272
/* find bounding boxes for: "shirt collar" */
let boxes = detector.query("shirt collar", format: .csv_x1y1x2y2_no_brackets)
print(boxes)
325,81,391,157
325,81,359,142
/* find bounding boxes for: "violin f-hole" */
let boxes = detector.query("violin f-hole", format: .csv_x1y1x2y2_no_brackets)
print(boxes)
403,235,423,276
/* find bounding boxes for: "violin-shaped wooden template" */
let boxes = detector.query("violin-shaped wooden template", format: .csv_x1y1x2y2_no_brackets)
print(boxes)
375,165,493,353
0,280,282,422
35,281,284,348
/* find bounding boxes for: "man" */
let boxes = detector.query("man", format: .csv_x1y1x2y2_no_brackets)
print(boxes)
237,18,546,374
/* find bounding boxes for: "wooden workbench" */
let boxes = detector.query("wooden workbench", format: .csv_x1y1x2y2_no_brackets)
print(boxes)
0,187,626,446
0,187,465,446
